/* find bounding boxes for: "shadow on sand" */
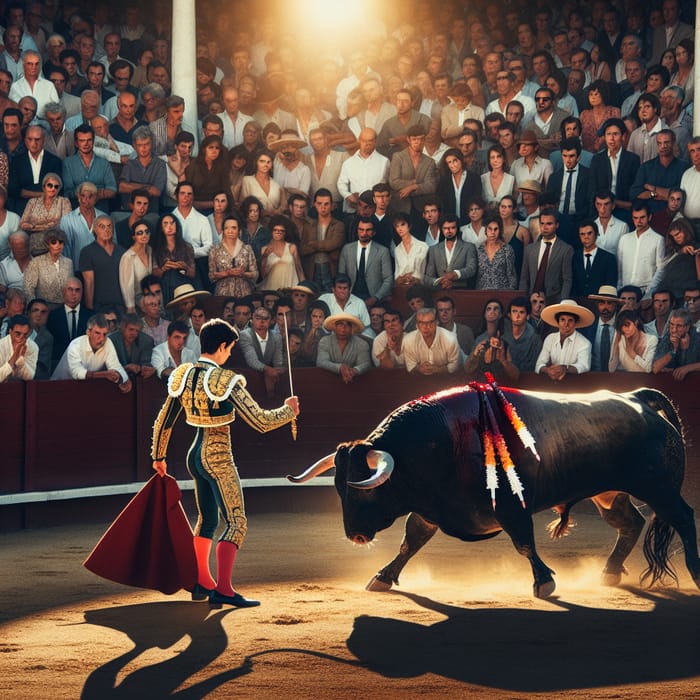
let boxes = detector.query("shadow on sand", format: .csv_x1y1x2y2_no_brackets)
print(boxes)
345,587,700,692
81,601,251,699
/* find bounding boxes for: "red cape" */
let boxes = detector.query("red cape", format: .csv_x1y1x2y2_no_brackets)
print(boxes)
84,474,197,595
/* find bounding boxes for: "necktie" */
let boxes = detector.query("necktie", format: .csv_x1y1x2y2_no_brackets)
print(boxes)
585,253,592,274
600,323,611,371
359,245,366,278
532,241,551,296
354,245,369,298
563,169,574,215
70,309,77,339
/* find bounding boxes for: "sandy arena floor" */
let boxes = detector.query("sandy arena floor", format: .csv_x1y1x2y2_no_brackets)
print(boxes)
1,503,699,699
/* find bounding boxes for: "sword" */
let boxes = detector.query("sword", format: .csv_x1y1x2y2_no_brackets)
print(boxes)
282,311,297,440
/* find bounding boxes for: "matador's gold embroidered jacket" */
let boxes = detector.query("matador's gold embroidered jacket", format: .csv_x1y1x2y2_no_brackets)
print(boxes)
151,360,295,460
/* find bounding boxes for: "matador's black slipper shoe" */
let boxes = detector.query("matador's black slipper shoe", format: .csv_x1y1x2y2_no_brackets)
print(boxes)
191,583,214,601
209,590,261,608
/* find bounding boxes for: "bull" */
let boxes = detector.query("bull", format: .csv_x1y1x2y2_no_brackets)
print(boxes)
289,386,700,598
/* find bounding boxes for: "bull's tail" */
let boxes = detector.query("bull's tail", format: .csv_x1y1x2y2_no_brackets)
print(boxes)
640,515,678,587
633,388,684,439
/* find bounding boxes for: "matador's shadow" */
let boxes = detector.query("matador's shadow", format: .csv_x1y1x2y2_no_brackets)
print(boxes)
346,587,700,692
81,601,250,699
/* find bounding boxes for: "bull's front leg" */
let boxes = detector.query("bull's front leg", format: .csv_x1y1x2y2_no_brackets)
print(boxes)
366,512,439,591
497,505,556,598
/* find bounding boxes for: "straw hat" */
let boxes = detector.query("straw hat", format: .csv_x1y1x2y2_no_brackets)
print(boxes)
588,285,624,303
166,283,211,309
517,179,542,194
541,299,595,328
269,133,308,152
323,313,365,334
289,281,319,297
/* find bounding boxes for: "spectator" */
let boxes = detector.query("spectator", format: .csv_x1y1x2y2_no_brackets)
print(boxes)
316,312,371,383
79,215,125,312
425,214,477,289
650,218,700,300
645,289,675,339
208,213,258,298
393,212,429,285
238,305,286,396
435,294,474,356
372,307,405,369
298,299,329,367
26,297,52,380
19,171,71,256
617,201,664,296
151,319,196,379
652,308,700,379
109,312,155,379
0,313,36,381
535,298,593,379
118,218,153,314
475,215,517,290
571,220,618,298
51,312,131,391
403,306,461,375
0,230,30,292
502,296,543,373
46,276,91,371
22,228,72,306
140,294,169,346
584,285,626,371
60,181,107,269
151,213,197,305
609,309,658,372
118,126,167,212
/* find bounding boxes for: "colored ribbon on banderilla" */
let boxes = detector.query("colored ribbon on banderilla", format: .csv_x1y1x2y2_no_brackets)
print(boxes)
470,380,527,509
282,312,297,441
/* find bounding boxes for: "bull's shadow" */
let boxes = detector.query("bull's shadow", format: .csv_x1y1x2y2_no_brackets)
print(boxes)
80,601,251,700
346,588,700,692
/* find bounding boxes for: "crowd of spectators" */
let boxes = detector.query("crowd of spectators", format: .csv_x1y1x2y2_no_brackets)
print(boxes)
1,0,700,385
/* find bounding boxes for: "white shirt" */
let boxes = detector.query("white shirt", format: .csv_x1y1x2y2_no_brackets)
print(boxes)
8,76,59,118
394,236,429,280
372,330,405,367
151,341,197,378
535,331,592,373
0,334,38,381
318,292,370,329
51,335,128,382
337,149,389,212
595,215,629,255
172,207,213,258
680,166,700,219
403,326,461,373
220,110,253,149
617,228,665,293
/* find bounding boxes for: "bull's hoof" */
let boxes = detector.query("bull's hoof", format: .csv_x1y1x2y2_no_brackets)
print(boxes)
601,571,622,587
365,575,393,592
533,579,556,599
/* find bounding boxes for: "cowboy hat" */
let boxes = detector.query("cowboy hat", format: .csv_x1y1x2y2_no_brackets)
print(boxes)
289,280,319,297
517,179,542,193
166,283,211,309
269,133,308,152
323,313,365,334
541,299,595,328
588,285,625,303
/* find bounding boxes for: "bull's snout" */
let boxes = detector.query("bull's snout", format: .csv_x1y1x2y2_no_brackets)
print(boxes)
351,534,370,545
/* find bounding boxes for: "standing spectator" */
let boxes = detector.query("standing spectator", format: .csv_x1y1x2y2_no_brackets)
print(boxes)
118,218,153,314
23,228,72,306
584,285,625,372
617,201,664,296
476,216,517,290
571,220,618,298
436,295,474,356
46,276,91,371
19,172,70,257
119,126,167,212
208,213,258,298
389,125,438,217
393,213,429,285
79,215,125,312
627,93,665,163
151,213,196,305
436,147,483,225
425,213,477,289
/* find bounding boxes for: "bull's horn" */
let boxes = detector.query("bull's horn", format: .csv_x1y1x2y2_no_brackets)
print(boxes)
287,453,336,483
348,449,395,490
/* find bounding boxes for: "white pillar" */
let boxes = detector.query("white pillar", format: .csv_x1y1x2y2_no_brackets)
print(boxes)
695,0,700,136
171,0,198,145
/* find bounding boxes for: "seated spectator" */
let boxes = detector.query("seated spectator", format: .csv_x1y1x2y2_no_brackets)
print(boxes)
45,276,90,370
60,181,108,269
372,307,406,369
402,282,434,332
435,295,474,356
118,126,167,213
652,308,700,379
318,274,371,331
26,297,53,380
502,296,543,373
393,212,429,285
403,306,461,375
644,289,674,339
22,228,73,306
316,312,372,383
118,218,153,314
618,284,644,312
0,287,27,336
151,213,197,305
650,218,700,300
0,314,37,381
0,231,31,292
208,213,258,298
288,281,318,331
185,134,230,212
51,312,132,392
298,299,329,367
475,215,518,290
609,309,658,372
151,319,196,380
238,305,286,396
140,294,169,345
535,299,594,379
109,312,155,379
682,284,700,330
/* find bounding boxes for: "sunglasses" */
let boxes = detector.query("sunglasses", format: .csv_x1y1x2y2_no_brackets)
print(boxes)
45,183,60,189
134,228,150,235
47,238,64,245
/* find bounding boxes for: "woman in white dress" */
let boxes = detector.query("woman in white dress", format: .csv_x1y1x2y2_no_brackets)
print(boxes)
481,145,514,208
392,213,428,284
239,150,287,221
119,218,153,313
609,310,658,373
258,215,304,290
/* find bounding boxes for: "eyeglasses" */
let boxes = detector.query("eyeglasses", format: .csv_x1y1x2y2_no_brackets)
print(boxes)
45,183,60,189
47,238,64,245
105,317,118,325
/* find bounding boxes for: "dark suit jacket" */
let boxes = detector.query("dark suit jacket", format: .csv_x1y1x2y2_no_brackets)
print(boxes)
8,150,64,213
519,237,574,305
338,241,393,301
299,217,346,280
424,238,477,289
571,247,618,298
588,149,640,206
582,316,617,372
437,170,483,226
46,304,92,370
546,164,592,221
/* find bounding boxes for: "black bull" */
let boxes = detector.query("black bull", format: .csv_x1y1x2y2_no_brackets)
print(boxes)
289,386,700,598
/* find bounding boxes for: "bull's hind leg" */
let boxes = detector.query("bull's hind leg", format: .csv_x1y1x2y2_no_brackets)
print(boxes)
496,506,555,598
592,491,646,586
366,512,438,591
